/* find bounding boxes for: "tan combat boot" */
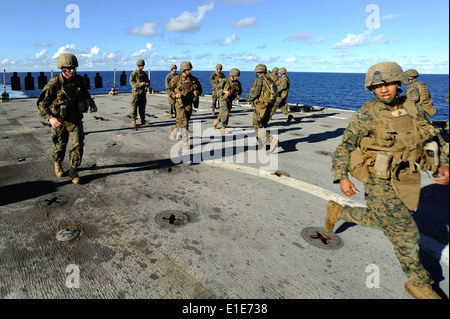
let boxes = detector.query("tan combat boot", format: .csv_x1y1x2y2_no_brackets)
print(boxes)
141,119,150,125
269,138,278,153
404,281,441,299
324,200,342,233
54,162,64,177
212,109,216,116
132,119,137,127
69,167,80,184
221,127,229,134
212,120,219,129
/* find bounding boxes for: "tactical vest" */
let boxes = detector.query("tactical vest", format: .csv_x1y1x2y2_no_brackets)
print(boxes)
132,70,149,94
254,76,277,108
40,74,87,123
349,98,441,210
276,76,290,99
416,81,436,115
174,74,199,109
221,78,240,101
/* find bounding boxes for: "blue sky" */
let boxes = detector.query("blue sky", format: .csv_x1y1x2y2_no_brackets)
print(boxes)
0,0,448,73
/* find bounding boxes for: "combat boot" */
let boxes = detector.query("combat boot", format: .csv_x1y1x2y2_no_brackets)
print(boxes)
269,138,278,153
132,119,137,127
141,119,150,125
404,281,441,299
212,120,219,129
69,167,80,184
54,162,64,177
287,114,294,123
221,127,229,134
325,200,342,233
212,109,216,116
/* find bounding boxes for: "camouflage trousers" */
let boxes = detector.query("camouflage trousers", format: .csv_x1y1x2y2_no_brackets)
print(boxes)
51,121,84,168
131,92,147,120
253,105,273,143
341,175,432,287
211,91,219,109
175,105,193,130
270,98,290,118
216,100,232,128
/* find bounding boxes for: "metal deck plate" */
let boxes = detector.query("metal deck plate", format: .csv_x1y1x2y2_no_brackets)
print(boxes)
301,227,343,250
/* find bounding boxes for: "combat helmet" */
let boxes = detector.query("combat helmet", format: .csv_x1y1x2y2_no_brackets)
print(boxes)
272,67,279,74
180,61,193,72
230,68,240,77
365,62,409,91
405,69,419,78
278,67,287,75
136,59,145,67
170,64,177,71
216,64,223,71
254,64,267,73
57,53,78,69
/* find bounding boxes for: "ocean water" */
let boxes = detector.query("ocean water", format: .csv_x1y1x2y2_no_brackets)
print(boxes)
2,70,449,121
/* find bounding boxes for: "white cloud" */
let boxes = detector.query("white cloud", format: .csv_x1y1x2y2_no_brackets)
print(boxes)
331,29,384,49
80,46,100,59
129,22,158,37
221,33,238,46
52,44,77,59
165,3,214,33
35,40,53,47
285,57,297,63
232,17,256,28
286,32,314,42
130,43,155,60
35,49,48,60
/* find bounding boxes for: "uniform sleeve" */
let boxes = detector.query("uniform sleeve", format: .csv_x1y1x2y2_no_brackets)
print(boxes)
129,70,140,89
166,75,177,98
195,77,203,95
246,78,262,102
331,108,373,183
36,82,58,121
406,84,420,103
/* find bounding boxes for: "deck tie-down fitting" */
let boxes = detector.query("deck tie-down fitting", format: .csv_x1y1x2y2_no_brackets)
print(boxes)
163,214,183,224
310,230,335,245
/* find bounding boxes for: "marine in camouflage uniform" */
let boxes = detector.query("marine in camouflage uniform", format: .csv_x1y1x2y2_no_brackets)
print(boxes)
165,64,178,118
246,64,278,152
210,64,226,115
327,62,449,299
268,67,279,83
404,69,436,116
270,67,293,122
130,59,150,126
36,53,97,184
212,68,242,134
166,61,202,148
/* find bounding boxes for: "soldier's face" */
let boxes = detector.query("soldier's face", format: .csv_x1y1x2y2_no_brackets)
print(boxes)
64,67,76,79
373,82,398,102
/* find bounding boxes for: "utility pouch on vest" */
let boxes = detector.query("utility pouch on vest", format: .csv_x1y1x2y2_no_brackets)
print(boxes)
77,100,89,113
349,150,370,183
373,151,392,179
423,140,439,175
59,103,68,118
391,163,421,211
420,99,436,116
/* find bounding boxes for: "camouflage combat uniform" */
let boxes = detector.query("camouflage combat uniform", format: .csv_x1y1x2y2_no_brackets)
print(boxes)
215,76,242,129
270,74,291,118
332,97,448,288
210,70,226,110
405,78,436,116
167,73,202,130
37,73,91,168
166,70,178,117
246,74,275,143
130,68,150,121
